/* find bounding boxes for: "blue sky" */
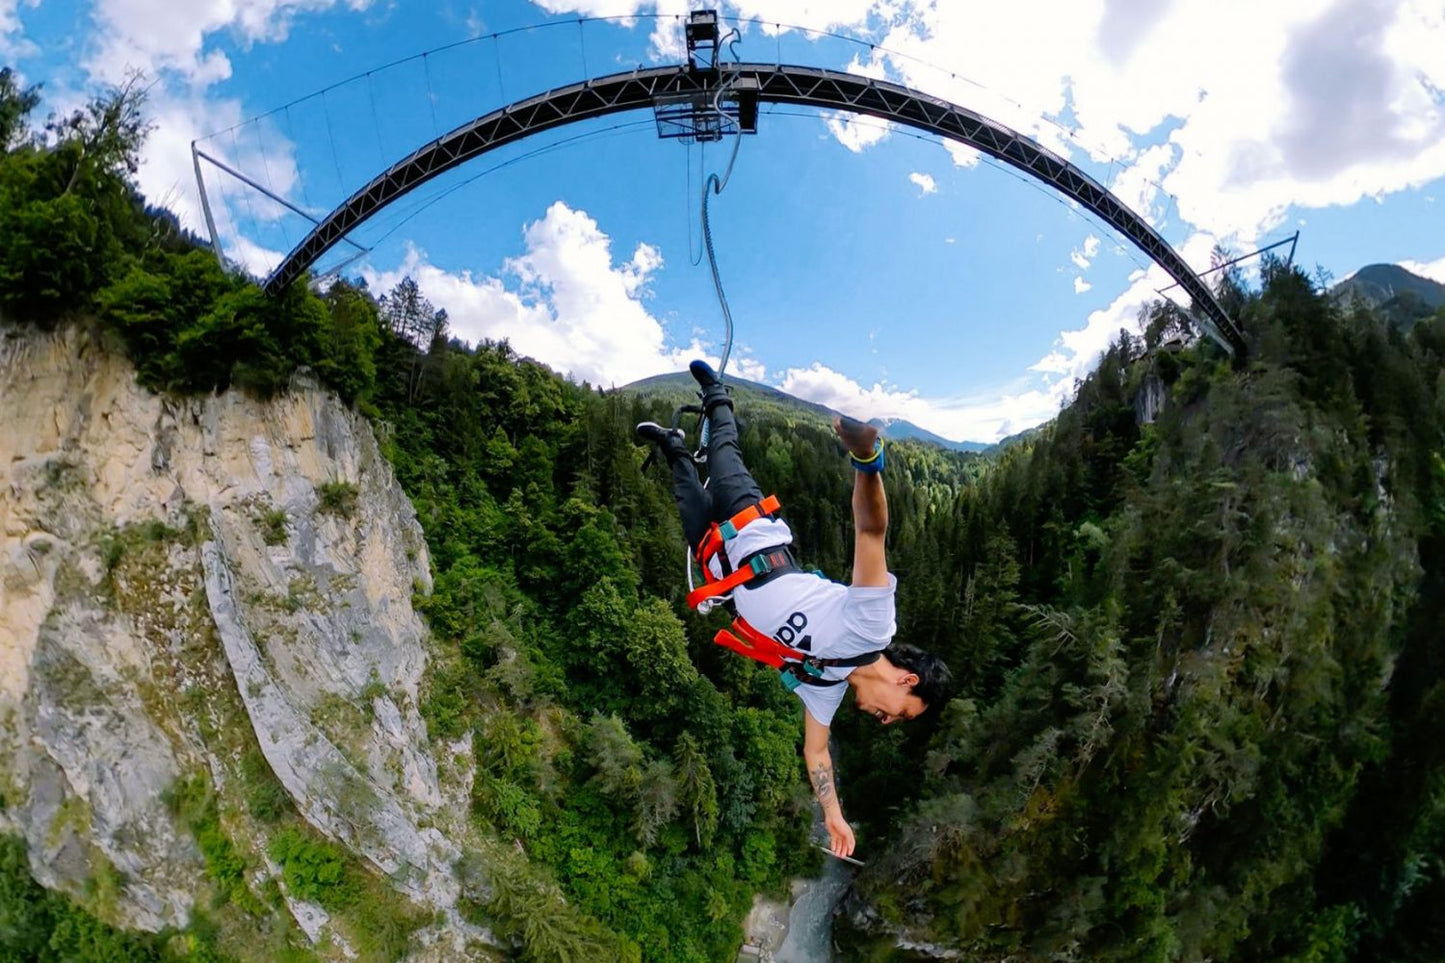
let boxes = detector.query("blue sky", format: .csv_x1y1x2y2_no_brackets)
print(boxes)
5,0,1443,443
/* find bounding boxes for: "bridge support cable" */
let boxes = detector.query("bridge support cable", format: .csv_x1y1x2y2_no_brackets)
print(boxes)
1157,232,1303,301
193,146,369,269
261,62,1242,355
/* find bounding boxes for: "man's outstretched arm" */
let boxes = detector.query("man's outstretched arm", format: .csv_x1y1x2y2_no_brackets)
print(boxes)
834,417,889,587
803,709,856,858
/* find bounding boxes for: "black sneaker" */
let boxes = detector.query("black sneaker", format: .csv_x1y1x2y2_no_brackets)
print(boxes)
688,359,721,389
688,360,733,412
635,421,686,447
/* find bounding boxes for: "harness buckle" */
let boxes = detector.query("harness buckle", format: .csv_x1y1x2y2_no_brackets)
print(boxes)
719,520,739,540
748,554,774,576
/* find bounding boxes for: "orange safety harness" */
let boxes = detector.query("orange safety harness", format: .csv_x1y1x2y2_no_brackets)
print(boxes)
687,495,882,691
686,494,786,610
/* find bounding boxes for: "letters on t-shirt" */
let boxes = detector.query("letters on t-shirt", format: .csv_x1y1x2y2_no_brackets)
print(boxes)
775,611,812,651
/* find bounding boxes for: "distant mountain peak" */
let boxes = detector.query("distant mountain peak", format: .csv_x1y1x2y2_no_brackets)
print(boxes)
866,416,988,453
1333,263,1445,309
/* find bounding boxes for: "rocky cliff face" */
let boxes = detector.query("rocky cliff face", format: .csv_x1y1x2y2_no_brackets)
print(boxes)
0,325,488,956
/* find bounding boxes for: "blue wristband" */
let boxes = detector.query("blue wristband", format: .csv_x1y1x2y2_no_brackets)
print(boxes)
849,440,885,473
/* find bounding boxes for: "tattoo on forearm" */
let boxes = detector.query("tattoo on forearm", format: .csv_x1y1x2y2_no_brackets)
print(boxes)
810,762,835,804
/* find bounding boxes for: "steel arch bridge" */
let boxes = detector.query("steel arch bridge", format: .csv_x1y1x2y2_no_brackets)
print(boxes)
261,61,1245,355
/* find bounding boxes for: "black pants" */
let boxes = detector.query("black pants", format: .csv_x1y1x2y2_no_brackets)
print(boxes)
666,403,765,551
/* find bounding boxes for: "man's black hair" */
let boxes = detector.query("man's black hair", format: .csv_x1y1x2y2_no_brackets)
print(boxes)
887,644,953,711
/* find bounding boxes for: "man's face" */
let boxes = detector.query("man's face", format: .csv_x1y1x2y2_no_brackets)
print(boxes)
856,683,926,726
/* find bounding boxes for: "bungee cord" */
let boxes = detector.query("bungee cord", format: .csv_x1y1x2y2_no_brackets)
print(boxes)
687,26,746,606
696,27,744,455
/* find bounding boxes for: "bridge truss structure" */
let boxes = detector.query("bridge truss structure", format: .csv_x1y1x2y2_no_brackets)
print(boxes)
249,22,1245,355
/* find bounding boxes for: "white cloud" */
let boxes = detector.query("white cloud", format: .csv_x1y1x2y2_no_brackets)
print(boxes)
1073,276,1092,294
646,0,1445,254
825,111,891,152
1070,233,1101,270
0,0,38,59
66,2,326,272
361,202,740,388
1109,141,1176,227
1034,230,1222,384
943,140,981,168
909,171,936,195
778,362,1066,444
730,354,769,382
83,0,376,86
231,235,287,276
842,48,890,82
464,7,487,39
529,0,880,62
1401,255,1445,284
138,91,304,274
779,362,918,419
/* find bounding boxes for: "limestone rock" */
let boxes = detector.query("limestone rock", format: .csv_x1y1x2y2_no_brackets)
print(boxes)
0,324,484,951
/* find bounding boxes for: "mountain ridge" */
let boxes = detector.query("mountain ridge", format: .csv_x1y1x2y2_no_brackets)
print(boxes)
1332,263,1445,329
621,262,1445,456
617,372,991,452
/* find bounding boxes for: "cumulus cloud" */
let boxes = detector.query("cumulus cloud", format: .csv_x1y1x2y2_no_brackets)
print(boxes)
1,0,38,59
826,111,891,153
943,141,982,168
684,0,1445,254
1074,276,1092,294
729,354,769,382
1144,0,1445,243
1035,231,1217,384
83,0,376,86
1070,234,1101,270
529,0,880,63
231,235,287,276
361,202,743,388
778,362,1066,444
1108,141,1176,227
909,171,936,194
1401,255,1445,284
779,363,919,418
139,90,305,274
63,2,337,274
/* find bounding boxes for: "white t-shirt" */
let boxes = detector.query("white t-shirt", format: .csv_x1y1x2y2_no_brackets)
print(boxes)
712,518,897,726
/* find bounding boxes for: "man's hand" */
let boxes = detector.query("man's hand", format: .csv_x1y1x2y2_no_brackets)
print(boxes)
824,811,856,859
833,415,880,459
805,711,858,858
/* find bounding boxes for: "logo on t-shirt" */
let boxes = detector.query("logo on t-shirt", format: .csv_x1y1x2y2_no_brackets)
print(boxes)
776,611,811,651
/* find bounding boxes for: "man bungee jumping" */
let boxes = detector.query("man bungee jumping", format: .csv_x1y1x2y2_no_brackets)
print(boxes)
637,360,952,859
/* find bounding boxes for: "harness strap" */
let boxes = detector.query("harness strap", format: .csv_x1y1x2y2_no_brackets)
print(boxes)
694,494,782,566
712,616,884,690
686,547,794,610
689,495,788,608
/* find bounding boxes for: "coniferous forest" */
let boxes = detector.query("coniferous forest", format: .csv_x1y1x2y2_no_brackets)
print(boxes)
2,71,1444,963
